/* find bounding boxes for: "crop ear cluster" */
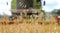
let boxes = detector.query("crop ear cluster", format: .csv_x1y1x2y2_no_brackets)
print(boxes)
0,15,59,33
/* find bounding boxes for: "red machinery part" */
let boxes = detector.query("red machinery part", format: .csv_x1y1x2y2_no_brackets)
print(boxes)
56,16,59,24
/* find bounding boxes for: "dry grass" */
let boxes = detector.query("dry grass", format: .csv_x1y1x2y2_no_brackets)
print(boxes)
0,15,59,33
0,23,59,33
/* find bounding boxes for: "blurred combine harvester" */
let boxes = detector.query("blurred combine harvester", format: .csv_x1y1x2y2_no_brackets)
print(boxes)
13,0,44,18
17,0,42,9
0,0,12,16
0,0,45,18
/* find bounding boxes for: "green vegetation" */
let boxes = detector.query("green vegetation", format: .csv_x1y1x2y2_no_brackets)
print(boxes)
11,0,16,9
56,9,60,15
33,0,42,9
52,9,60,15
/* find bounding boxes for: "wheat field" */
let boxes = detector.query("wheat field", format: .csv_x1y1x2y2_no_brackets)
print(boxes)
0,15,59,33
0,22,59,33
